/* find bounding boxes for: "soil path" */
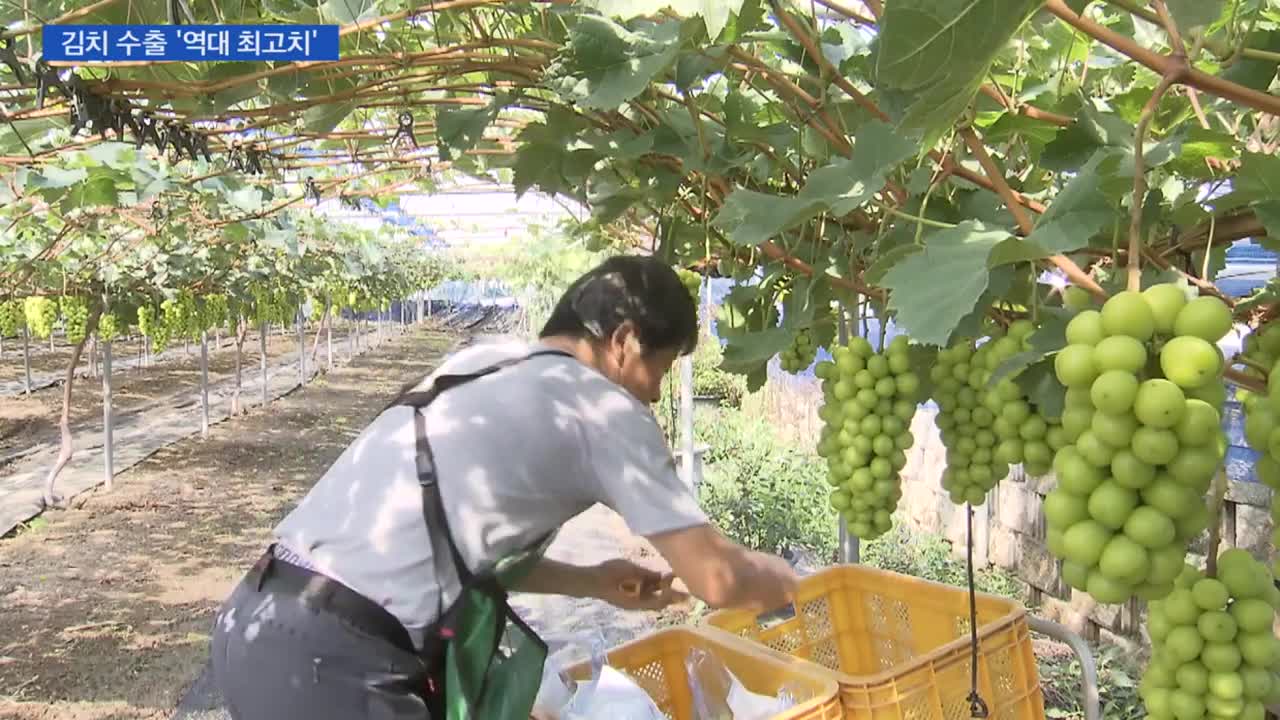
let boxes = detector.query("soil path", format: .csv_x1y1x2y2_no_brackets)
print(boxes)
0,325,456,720
0,320,397,536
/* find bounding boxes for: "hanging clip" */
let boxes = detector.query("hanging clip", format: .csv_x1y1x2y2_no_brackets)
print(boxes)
968,692,989,719
391,111,418,149
0,36,24,85
246,147,264,175
194,132,212,162
34,59,68,110
305,176,321,203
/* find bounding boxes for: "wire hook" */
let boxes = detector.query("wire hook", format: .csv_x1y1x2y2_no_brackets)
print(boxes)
305,176,321,203
391,111,418,149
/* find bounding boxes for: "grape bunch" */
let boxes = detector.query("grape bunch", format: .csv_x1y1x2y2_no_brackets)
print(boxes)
1047,285,1231,604
308,295,331,323
779,329,817,373
0,300,24,338
981,320,1067,480
1141,550,1280,720
59,295,91,344
676,268,701,302
931,323,1049,506
201,295,229,334
24,297,58,340
98,312,120,342
253,287,292,325
815,335,921,540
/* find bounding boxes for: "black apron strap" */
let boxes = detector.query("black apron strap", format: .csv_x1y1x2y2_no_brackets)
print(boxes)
397,348,572,644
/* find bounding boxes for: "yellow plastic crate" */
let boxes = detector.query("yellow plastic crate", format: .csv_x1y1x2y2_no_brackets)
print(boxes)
565,626,843,720
703,565,1045,719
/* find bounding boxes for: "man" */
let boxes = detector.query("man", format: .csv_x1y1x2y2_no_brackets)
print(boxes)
209,254,799,720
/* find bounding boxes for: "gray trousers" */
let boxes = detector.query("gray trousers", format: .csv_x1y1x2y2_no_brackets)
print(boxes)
210,553,437,720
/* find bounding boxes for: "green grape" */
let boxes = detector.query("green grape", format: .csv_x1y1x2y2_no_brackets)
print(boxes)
98,312,119,342
59,296,91,345
817,333,920,541
202,295,229,334
933,332,1018,507
1141,552,1279,720
1048,283,1228,608
308,296,329,323
675,267,701,302
0,300,25,337
780,328,818,374
24,297,58,340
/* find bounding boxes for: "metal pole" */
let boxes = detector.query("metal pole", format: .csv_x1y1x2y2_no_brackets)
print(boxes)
837,302,860,565
22,326,32,396
326,301,334,372
103,338,114,490
297,307,305,386
199,330,210,438
260,321,268,407
679,354,695,490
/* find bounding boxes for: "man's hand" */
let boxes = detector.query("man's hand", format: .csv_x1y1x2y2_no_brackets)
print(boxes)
591,558,689,611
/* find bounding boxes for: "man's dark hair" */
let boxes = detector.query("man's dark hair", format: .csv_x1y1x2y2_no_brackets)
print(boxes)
539,255,699,355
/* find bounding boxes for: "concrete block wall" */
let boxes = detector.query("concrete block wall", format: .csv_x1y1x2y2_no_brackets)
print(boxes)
898,407,1276,643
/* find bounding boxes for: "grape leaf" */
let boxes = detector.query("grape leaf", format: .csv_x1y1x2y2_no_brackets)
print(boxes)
85,142,137,169
564,16,683,110
22,166,88,190
712,121,916,246
303,101,354,133
1236,153,1280,203
720,327,793,373
1223,30,1280,91
1165,0,1225,32
988,307,1072,386
322,0,375,24
587,0,744,40
437,104,498,158
880,220,1010,346
60,175,119,212
1016,357,1066,420
991,149,1121,267
873,0,1046,139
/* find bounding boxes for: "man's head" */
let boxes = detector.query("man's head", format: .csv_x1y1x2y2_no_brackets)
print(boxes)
540,255,698,404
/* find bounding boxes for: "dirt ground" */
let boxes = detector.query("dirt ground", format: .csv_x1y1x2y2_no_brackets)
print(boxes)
0,322,379,466
0,325,456,720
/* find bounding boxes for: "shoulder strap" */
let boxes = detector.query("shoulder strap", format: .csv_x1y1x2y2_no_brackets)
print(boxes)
389,348,573,411
396,348,573,620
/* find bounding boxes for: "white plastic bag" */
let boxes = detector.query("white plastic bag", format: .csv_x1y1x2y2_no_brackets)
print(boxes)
532,632,664,720
686,646,798,720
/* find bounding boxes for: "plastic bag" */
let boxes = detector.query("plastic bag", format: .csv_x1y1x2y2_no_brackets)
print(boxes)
532,632,663,720
686,647,799,720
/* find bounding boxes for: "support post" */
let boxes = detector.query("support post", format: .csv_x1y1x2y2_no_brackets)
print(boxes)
102,338,114,490
838,302,860,565
297,307,306,386
22,326,32,396
199,330,210,438
679,354,695,490
260,321,269,407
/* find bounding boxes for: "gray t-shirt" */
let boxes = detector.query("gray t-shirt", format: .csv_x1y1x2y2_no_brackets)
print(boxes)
272,337,707,647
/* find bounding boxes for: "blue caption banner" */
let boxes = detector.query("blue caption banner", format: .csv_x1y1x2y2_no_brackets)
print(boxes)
42,24,340,62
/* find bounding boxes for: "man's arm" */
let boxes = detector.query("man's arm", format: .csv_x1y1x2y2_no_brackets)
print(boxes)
646,523,797,612
513,557,688,611
513,558,601,598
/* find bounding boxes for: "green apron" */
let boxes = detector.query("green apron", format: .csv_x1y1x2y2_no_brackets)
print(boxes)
393,348,574,720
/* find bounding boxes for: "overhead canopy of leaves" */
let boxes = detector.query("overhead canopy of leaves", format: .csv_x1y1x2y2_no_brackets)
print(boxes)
1,0,1279,379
